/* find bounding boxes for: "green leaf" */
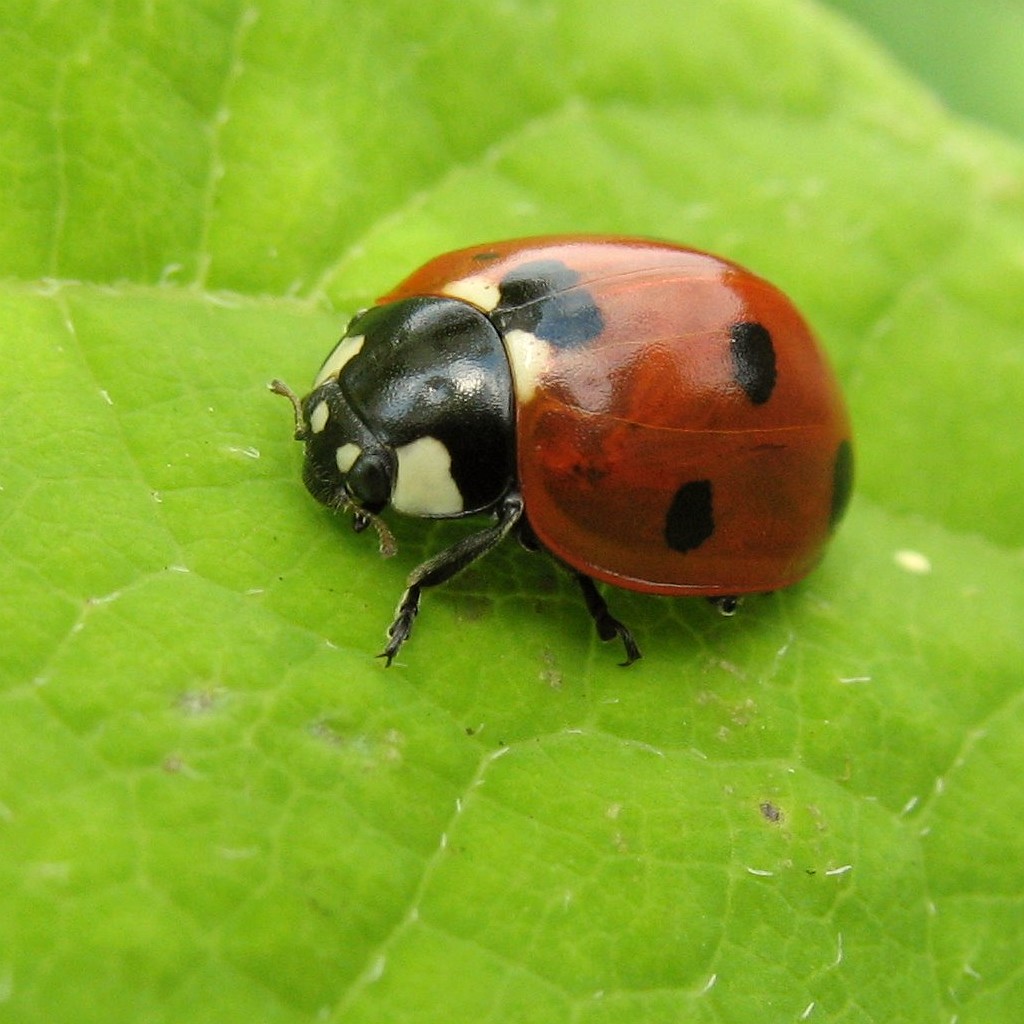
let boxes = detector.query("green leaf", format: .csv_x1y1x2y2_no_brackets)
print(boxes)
824,0,1024,140
1,1,1022,1022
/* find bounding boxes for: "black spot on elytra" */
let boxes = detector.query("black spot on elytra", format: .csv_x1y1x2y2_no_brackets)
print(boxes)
829,439,854,528
491,259,604,347
730,321,777,405
665,479,715,553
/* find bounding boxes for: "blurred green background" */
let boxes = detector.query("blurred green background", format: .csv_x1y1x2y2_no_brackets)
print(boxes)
827,0,1024,139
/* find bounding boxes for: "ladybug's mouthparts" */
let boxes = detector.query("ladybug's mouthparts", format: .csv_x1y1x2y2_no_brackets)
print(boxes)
349,504,397,559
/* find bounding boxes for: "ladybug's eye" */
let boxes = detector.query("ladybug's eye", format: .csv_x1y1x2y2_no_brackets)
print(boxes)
345,450,396,513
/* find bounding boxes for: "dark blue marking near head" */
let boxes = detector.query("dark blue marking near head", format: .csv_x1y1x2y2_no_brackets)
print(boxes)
490,259,604,347
664,479,715,553
829,439,854,528
730,321,777,405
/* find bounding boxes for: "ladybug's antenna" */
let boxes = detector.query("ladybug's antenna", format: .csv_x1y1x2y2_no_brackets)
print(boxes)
269,379,309,441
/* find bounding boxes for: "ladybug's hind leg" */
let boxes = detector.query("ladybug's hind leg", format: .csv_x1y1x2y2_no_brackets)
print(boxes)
707,595,742,616
379,493,524,666
574,573,642,666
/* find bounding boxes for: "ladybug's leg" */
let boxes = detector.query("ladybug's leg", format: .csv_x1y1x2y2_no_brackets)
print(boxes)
573,573,642,666
379,493,524,666
707,596,742,616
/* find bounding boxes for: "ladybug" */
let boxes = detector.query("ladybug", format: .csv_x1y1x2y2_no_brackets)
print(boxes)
272,235,853,665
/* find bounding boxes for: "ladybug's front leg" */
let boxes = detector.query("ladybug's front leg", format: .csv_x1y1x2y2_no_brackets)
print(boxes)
379,493,524,665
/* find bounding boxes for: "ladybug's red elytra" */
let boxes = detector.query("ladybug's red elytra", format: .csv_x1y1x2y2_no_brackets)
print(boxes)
272,235,853,664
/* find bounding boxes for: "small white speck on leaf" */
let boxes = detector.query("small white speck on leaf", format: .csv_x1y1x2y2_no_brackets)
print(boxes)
217,846,259,861
894,549,932,574
227,446,261,460
365,954,386,984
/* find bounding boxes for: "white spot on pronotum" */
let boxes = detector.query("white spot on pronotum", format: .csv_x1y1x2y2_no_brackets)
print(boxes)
501,328,552,403
310,400,329,434
335,443,361,474
894,549,932,574
314,334,365,386
443,275,501,311
392,436,463,516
